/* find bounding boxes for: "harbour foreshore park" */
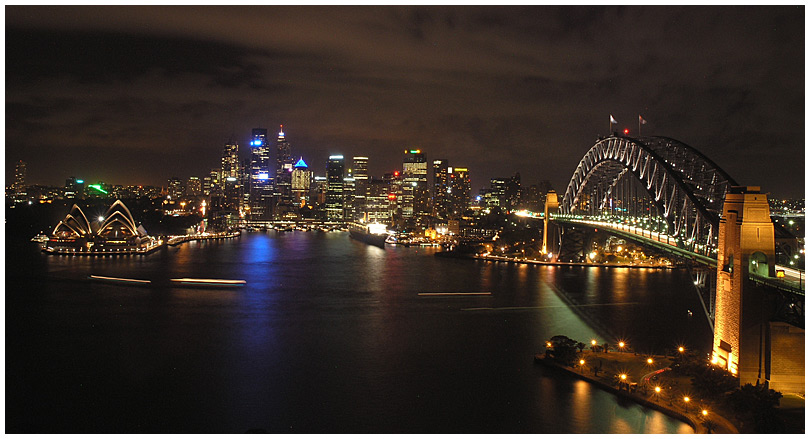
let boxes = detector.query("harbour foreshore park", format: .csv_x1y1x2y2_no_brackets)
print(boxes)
536,335,803,434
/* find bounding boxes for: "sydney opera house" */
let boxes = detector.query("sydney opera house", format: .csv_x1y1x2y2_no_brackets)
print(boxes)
45,200,161,254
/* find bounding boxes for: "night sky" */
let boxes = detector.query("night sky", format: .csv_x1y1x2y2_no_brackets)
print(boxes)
5,6,805,198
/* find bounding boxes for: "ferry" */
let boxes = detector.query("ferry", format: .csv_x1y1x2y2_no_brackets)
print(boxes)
31,233,50,243
89,275,152,285
348,222,388,248
170,278,246,287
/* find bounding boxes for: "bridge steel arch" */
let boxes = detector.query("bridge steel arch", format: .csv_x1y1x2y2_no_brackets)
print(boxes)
560,135,738,257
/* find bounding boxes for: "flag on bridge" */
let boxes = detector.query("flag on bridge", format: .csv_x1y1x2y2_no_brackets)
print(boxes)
610,115,618,124
639,115,647,136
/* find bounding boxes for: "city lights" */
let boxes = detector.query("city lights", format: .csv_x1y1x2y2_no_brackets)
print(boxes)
6,7,803,435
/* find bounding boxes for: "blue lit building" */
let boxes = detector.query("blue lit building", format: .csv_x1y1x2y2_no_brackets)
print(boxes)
291,157,312,206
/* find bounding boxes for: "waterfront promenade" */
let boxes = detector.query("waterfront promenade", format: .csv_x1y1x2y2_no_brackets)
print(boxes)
535,351,739,434
439,252,679,269
166,230,240,246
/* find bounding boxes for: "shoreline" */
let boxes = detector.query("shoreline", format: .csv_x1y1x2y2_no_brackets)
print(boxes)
534,355,739,434
438,251,680,269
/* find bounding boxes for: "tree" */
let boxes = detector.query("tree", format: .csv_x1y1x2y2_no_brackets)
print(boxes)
727,383,784,433
576,342,586,353
547,335,580,366
691,365,739,399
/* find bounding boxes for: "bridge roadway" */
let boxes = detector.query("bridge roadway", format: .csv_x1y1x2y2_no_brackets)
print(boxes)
514,210,804,296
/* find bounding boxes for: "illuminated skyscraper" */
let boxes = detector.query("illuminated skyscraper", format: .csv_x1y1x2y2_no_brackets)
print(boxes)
249,128,272,219
221,139,240,179
383,171,403,219
186,176,201,197
275,125,293,206
352,157,368,220
208,168,223,198
490,177,507,208
449,167,470,217
433,159,450,219
64,176,84,200
14,160,26,192
168,177,184,199
505,173,521,211
402,149,428,219
326,155,345,221
365,178,395,224
291,157,312,206
343,176,355,221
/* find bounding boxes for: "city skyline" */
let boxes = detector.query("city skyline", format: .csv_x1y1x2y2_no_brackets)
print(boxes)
6,6,805,197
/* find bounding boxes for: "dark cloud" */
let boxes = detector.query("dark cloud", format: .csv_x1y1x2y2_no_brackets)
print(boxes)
5,6,804,197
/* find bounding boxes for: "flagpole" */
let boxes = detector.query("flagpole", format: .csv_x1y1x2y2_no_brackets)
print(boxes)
638,116,641,137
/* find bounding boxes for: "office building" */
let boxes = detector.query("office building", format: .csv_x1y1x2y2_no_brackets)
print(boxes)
14,160,26,192
505,173,521,211
343,176,356,221
402,149,428,218
64,177,84,200
449,167,471,217
168,177,185,200
291,157,312,206
186,176,201,197
275,125,293,205
365,177,396,224
433,159,450,219
249,128,272,219
326,155,345,221
352,157,369,221
221,140,240,179
490,177,507,208
384,171,403,219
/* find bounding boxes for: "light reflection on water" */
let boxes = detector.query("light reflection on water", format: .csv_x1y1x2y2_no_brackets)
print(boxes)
6,231,706,433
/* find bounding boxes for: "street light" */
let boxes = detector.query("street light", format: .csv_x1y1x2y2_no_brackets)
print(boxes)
647,358,654,366
701,409,708,417
618,341,626,352
683,396,690,413
654,386,661,401
579,359,585,371
678,346,685,354
620,373,627,390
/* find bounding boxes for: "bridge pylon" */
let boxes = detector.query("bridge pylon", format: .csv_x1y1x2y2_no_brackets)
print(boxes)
542,191,559,259
712,186,803,392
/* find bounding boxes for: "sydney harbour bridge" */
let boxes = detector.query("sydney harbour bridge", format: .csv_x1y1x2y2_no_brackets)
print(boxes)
535,134,803,393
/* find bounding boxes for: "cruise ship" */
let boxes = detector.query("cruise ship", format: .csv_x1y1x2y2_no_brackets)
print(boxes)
348,221,388,248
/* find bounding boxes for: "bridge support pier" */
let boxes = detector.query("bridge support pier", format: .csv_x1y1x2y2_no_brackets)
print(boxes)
712,186,804,392
542,191,559,260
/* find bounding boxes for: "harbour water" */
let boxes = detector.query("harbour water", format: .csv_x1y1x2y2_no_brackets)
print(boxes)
6,231,711,433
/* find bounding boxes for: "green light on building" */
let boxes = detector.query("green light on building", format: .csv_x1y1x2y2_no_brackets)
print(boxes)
88,184,108,194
